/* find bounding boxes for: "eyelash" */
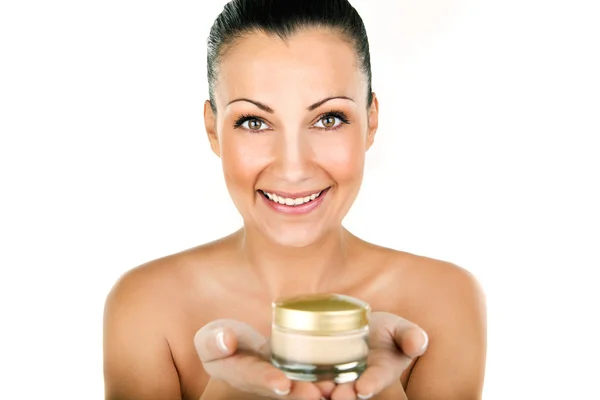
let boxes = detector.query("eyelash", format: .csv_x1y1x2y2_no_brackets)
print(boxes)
233,110,350,132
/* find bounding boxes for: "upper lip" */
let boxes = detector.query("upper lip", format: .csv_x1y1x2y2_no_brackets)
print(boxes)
259,187,329,198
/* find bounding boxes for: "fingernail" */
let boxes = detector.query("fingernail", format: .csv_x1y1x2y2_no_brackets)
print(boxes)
273,387,290,396
215,329,228,353
357,393,373,399
420,330,429,352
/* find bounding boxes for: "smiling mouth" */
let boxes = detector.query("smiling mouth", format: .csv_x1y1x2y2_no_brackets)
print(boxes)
258,188,328,207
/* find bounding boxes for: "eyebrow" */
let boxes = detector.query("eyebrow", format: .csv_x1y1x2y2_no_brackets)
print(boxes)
226,96,355,113
307,96,355,111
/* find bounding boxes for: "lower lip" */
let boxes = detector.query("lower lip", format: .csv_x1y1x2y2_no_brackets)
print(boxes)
259,188,330,215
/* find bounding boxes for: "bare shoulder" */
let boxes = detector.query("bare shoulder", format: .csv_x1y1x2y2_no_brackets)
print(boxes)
102,234,237,400
407,252,485,323
103,234,236,340
105,255,178,308
375,247,487,399
104,253,189,318
402,252,485,303
366,243,486,318
102,254,182,399
105,232,238,307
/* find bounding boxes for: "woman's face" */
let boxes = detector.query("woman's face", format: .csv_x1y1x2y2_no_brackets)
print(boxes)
205,28,379,247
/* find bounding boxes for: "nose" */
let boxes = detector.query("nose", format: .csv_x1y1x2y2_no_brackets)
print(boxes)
270,129,314,184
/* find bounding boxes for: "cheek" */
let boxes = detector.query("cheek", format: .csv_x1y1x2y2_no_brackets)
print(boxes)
313,131,366,181
219,133,270,189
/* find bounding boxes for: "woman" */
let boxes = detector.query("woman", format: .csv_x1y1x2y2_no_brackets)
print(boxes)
103,1,487,399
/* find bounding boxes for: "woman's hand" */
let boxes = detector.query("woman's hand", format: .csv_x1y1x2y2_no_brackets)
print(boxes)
194,319,330,400
194,312,427,400
329,311,428,400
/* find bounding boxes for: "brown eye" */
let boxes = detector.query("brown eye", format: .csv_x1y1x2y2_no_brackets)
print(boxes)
234,116,270,131
247,119,263,130
321,116,336,128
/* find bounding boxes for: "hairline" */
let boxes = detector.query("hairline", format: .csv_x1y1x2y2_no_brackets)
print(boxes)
209,26,370,113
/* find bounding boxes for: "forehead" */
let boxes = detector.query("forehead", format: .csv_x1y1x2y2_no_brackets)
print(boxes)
214,28,365,108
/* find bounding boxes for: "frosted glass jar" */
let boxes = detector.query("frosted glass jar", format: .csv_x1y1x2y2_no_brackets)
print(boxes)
270,293,370,383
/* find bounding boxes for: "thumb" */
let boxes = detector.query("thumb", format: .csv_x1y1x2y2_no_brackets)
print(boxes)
393,325,429,359
194,321,238,363
371,312,429,358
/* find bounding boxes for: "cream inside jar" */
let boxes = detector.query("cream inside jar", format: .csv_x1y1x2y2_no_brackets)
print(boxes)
270,293,370,383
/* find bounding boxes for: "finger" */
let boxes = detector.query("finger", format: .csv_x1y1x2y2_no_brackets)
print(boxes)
314,381,336,398
194,319,273,362
370,312,428,357
353,313,428,398
220,352,292,397
331,382,358,400
194,320,293,397
393,326,428,358
354,348,412,398
286,381,325,400
194,324,237,363
193,321,328,399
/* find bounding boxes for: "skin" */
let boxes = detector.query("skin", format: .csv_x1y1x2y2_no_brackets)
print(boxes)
103,28,487,400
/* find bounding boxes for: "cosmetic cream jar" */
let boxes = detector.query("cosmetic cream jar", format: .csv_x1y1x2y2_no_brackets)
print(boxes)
270,293,370,383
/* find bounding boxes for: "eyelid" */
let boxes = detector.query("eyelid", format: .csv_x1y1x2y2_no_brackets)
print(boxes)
318,109,348,119
312,110,350,127
233,114,273,130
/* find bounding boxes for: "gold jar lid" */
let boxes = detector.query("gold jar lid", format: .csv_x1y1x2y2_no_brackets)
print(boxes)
272,293,370,333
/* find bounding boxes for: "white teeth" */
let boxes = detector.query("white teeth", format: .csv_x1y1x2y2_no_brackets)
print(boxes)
261,190,324,207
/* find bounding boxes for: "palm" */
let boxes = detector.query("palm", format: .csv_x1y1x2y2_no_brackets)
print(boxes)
328,311,427,399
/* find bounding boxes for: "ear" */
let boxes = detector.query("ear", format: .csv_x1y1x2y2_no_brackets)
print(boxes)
204,100,221,157
366,92,379,151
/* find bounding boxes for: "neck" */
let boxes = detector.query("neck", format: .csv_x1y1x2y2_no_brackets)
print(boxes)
235,225,354,299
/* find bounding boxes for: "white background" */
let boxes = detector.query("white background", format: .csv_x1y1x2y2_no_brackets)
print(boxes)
1,0,598,398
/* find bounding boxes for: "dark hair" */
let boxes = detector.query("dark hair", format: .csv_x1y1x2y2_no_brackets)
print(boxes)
206,0,373,112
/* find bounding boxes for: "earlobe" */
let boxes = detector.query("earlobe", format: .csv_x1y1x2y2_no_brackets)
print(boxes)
204,100,221,157
366,92,379,151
